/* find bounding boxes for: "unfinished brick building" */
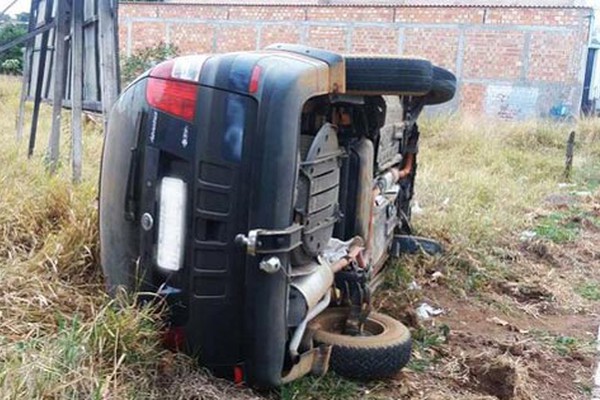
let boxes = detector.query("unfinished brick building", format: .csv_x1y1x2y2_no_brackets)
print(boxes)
119,0,595,119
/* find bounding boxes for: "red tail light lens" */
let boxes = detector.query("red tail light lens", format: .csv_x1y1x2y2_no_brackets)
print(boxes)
233,366,244,385
146,56,209,122
248,65,262,94
163,326,186,351
147,77,197,122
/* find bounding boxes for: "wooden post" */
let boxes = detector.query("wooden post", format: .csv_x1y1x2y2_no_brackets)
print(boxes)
47,0,70,173
16,0,38,142
564,131,575,181
98,0,121,132
71,0,84,183
28,0,54,158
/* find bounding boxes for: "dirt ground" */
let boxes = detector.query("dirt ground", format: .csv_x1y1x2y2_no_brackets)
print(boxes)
367,191,600,400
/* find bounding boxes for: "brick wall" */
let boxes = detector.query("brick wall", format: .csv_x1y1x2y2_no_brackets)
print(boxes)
119,2,593,119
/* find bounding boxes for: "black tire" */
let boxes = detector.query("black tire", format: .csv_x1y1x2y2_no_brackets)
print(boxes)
308,308,412,380
345,56,433,95
426,66,457,105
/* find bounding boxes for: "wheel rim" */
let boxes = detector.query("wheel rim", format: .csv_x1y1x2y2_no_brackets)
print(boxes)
316,311,387,337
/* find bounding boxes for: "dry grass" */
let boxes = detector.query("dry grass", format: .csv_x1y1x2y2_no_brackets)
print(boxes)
415,116,599,247
1,74,599,399
0,76,165,398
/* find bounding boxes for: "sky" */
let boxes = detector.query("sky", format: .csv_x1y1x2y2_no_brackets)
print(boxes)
1,0,29,15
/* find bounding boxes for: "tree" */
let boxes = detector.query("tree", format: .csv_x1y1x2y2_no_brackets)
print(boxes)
16,13,30,24
0,24,27,74
121,42,178,85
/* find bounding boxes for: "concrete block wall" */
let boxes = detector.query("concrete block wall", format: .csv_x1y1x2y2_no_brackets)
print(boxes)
119,2,593,119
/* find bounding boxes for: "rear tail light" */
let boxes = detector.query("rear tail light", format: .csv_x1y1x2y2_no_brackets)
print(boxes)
248,65,262,94
146,56,210,122
147,79,197,122
233,366,244,385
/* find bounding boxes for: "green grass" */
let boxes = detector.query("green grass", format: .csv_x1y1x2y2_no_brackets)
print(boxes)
281,374,361,400
385,258,416,289
534,212,581,243
0,295,168,399
553,336,580,356
577,383,593,395
530,329,595,358
406,326,448,373
533,208,599,243
281,374,395,400
577,282,600,301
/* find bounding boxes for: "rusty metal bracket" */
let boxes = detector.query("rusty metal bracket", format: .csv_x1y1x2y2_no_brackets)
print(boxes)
235,224,303,256
281,345,332,384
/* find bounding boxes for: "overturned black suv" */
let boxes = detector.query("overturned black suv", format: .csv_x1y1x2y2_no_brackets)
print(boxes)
99,44,456,388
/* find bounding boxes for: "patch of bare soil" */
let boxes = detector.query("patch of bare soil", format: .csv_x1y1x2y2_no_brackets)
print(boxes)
375,286,595,399
372,191,600,400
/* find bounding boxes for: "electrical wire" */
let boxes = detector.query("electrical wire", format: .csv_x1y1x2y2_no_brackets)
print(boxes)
0,0,21,18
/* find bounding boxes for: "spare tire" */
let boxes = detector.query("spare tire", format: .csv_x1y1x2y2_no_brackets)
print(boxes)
308,307,412,380
345,56,433,96
426,66,457,105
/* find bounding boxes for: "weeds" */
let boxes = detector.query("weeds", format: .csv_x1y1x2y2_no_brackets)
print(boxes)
385,257,416,289
282,374,361,400
530,330,594,358
407,326,448,373
553,336,581,356
577,282,600,301
534,212,580,243
532,207,599,243
0,297,167,399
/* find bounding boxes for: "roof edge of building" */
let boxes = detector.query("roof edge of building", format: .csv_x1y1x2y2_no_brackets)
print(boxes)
123,1,593,9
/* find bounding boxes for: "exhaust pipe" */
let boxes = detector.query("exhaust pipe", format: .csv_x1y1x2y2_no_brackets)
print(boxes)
288,260,334,359
287,239,366,359
290,259,334,312
290,238,365,315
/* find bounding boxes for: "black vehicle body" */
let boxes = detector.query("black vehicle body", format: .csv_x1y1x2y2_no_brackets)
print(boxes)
100,45,455,388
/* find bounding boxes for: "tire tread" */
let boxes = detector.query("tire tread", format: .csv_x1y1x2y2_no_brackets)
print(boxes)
346,56,433,95
310,308,413,380
329,338,412,380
